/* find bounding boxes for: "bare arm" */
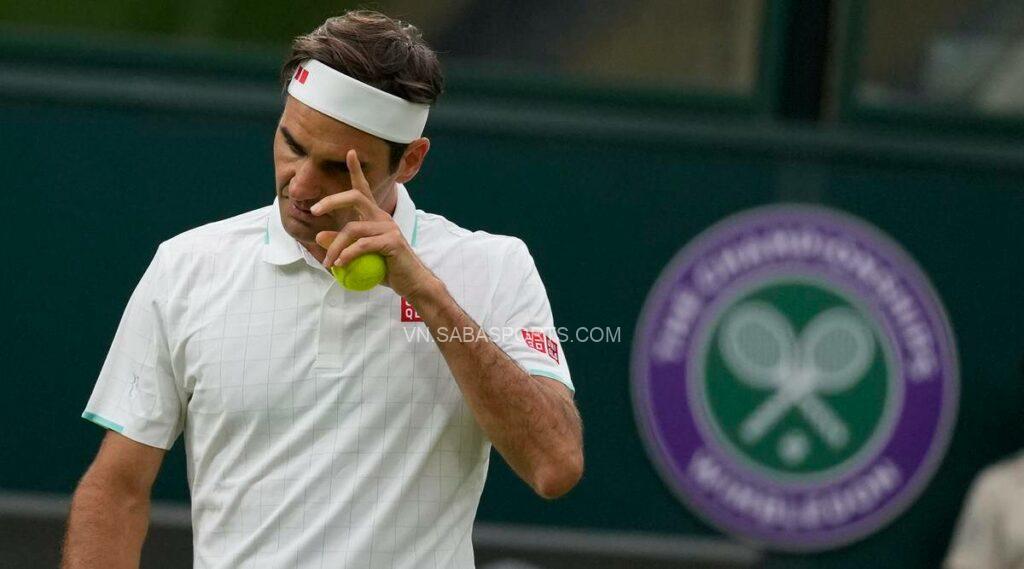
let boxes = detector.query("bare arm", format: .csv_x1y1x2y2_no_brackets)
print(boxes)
62,431,166,568
408,278,584,498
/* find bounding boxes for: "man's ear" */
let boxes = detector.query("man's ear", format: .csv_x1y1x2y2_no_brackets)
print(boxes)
395,138,430,184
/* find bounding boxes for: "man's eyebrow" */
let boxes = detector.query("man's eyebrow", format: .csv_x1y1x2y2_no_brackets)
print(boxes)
279,126,369,172
280,127,306,154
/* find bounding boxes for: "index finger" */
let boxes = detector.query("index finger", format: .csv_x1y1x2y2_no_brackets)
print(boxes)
347,149,374,201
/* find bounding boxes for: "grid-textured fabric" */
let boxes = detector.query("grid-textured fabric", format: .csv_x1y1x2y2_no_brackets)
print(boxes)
82,184,573,568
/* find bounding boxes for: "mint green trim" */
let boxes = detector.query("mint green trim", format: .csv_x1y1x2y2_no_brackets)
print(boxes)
527,368,574,392
264,218,270,244
411,213,420,247
82,411,124,433
528,368,563,381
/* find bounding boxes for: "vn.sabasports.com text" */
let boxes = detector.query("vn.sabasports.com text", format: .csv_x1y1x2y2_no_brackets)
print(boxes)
403,326,622,344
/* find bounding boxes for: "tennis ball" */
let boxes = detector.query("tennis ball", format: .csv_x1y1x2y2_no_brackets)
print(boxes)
331,253,387,291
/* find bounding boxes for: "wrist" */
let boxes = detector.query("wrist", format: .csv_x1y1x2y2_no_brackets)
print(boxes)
404,272,447,309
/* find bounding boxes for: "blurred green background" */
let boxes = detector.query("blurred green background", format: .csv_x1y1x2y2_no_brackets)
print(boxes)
2,1,1023,568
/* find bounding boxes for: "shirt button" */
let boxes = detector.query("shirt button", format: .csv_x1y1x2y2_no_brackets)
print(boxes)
327,295,340,307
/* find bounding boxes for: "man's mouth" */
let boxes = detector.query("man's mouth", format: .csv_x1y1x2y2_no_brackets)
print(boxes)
289,200,316,220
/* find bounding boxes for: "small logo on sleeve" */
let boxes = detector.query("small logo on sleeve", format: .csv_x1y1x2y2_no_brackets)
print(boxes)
521,330,560,364
400,297,422,322
545,336,560,364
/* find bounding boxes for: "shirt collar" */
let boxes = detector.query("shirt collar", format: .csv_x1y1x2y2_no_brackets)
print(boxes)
391,183,418,246
262,183,418,266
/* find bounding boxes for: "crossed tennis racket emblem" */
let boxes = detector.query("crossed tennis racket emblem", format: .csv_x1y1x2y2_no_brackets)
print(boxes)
718,302,876,451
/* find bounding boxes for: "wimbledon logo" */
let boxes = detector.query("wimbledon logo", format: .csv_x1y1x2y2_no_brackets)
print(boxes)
631,206,958,551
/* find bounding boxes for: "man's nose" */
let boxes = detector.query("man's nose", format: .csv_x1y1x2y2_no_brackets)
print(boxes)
288,161,323,200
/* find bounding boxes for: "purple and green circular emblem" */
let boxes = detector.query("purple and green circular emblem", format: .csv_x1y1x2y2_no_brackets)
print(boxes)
632,205,958,551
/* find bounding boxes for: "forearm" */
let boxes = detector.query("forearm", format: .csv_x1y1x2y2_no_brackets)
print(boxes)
62,475,150,568
408,278,583,498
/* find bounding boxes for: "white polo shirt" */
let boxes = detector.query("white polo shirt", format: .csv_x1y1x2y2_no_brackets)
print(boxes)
82,183,573,569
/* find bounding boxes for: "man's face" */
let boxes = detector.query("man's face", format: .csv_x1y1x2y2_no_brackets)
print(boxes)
273,95,399,251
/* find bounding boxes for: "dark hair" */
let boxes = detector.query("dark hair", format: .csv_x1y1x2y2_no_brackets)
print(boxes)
281,10,444,171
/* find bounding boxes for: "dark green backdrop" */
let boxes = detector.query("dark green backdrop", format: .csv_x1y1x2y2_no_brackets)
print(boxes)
2,49,1023,569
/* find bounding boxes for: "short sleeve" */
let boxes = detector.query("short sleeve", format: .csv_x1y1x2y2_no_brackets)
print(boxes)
487,240,574,393
944,467,1006,569
82,244,186,450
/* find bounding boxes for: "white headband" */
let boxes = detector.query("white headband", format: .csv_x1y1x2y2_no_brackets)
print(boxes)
287,59,429,144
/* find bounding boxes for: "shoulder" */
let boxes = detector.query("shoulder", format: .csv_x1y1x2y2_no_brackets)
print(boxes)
155,204,271,264
414,211,547,324
977,451,1024,492
414,209,531,264
146,204,272,291
960,452,1024,513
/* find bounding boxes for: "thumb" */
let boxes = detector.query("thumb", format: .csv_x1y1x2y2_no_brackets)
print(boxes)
315,230,338,249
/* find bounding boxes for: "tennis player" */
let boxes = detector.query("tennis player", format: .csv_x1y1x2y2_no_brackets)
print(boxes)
62,10,583,568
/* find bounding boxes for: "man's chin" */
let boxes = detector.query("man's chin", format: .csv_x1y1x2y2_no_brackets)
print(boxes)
282,215,317,241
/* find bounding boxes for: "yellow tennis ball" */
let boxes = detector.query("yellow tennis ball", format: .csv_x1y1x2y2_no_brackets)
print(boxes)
331,253,387,291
